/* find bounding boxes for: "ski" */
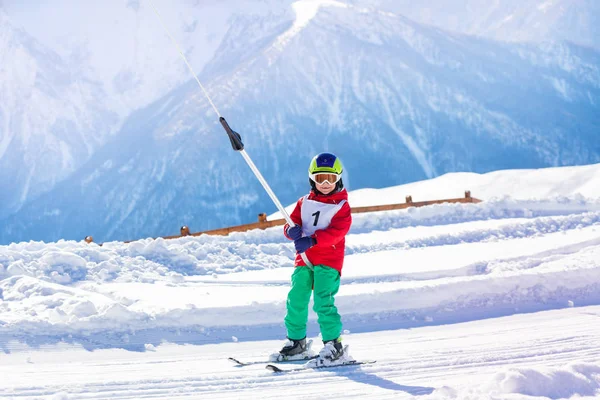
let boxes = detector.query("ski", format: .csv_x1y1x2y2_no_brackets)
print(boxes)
266,359,376,373
228,357,265,366
228,355,317,367
229,339,317,366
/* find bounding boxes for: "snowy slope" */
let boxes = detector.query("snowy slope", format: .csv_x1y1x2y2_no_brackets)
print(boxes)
0,9,120,217
1,164,600,399
2,1,599,245
2,309,599,399
0,163,599,336
269,163,600,217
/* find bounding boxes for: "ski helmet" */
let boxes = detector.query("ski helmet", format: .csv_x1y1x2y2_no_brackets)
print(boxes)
308,152,343,175
308,152,344,193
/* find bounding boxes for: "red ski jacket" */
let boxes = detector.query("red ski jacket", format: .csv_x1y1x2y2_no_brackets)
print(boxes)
283,189,352,274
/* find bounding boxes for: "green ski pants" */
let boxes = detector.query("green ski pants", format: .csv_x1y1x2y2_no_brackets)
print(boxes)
284,265,342,342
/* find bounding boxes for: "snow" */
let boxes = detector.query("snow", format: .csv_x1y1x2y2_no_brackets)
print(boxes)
274,0,348,50
549,76,571,100
1,308,599,399
355,0,599,50
491,363,600,398
349,163,600,207
538,1,555,13
1,164,600,398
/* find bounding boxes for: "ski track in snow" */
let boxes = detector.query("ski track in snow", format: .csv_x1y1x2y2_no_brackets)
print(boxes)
1,307,599,399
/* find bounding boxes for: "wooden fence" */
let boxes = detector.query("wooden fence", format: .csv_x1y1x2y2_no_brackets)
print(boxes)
85,191,480,244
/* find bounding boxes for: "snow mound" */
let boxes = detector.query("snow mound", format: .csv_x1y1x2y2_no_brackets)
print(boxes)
428,363,600,399
490,363,600,398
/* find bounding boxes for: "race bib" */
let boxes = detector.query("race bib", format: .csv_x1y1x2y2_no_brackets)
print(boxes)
300,196,346,236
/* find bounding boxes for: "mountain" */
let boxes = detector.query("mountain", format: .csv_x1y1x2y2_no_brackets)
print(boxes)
0,9,120,218
1,1,599,244
351,0,600,49
2,0,295,116
0,0,294,218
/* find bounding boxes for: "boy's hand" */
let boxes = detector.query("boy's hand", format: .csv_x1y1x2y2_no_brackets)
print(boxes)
294,237,316,253
286,225,303,240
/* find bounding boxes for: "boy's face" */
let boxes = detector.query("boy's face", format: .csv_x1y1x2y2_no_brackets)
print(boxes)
315,181,336,195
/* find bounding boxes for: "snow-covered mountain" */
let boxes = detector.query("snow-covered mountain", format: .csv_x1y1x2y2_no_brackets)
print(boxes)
352,0,600,49
0,1,294,219
2,1,598,245
0,9,120,218
2,0,295,114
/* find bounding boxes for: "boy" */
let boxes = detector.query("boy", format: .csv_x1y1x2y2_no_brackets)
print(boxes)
273,152,352,365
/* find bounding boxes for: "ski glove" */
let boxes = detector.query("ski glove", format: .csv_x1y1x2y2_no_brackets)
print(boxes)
294,236,316,253
286,225,303,241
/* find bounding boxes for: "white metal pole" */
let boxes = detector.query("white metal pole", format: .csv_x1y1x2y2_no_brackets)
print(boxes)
147,1,313,267
239,150,294,226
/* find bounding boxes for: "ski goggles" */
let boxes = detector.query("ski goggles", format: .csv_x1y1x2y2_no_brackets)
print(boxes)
310,173,341,184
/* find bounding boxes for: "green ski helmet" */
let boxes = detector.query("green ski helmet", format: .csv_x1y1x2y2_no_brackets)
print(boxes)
308,152,344,193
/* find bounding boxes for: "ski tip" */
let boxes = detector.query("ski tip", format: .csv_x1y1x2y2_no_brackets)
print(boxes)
265,364,284,373
228,357,244,366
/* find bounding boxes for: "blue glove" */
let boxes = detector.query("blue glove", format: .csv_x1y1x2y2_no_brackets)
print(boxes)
294,236,316,253
286,225,303,241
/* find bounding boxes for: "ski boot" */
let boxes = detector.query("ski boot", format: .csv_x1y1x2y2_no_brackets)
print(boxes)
269,337,315,362
307,337,350,367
